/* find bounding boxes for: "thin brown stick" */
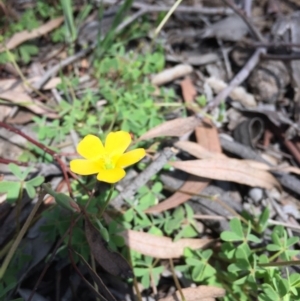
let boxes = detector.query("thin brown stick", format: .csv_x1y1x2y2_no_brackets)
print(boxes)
0,121,73,195
132,2,233,15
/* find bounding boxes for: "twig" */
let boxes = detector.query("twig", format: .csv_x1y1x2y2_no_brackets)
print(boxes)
169,258,185,301
268,220,300,233
0,121,72,195
32,45,94,90
110,148,175,209
205,47,266,112
132,2,233,15
262,53,300,60
245,40,300,48
0,157,29,167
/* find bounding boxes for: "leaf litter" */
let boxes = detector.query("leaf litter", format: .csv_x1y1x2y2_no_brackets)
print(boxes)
1,0,300,301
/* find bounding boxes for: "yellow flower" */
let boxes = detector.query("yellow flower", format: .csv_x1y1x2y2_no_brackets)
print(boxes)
70,131,145,183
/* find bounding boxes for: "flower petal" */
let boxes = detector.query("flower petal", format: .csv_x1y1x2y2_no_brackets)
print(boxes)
70,159,100,175
116,148,146,168
77,135,105,159
96,168,126,183
105,131,131,156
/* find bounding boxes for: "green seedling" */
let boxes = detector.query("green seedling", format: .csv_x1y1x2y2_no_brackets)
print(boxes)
0,163,44,203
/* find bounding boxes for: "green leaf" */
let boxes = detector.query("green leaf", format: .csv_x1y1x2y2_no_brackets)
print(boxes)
277,277,289,297
261,284,280,301
191,263,205,281
134,267,148,277
229,218,244,239
152,181,163,193
24,183,36,198
164,218,180,234
185,257,200,267
196,95,207,107
26,176,44,187
183,248,194,258
0,181,21,203
148,226,163,236
95,220,109,242
286,236,299,247
290,273,300,287
123,208,134,222
267,244,281,252
139,192,156,210
258,207,270,232
174,224,197,241
55,192,78,212
8,163,24,179
221,231,243,242
141,272,150,289
185,203,194,220
173,207,185,222
247,234,261,243
111,235,124,247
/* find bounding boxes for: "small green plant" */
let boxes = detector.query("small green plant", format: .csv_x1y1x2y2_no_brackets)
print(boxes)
132,253,164,289
0,163,44,203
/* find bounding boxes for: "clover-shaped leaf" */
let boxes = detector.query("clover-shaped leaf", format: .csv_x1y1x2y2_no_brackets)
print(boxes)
24,176,44,198
0,181,21,203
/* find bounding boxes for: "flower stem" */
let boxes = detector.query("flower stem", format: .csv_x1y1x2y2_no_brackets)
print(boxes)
98,185,115,217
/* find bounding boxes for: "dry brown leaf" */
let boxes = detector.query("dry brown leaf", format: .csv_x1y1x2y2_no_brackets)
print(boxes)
85,218,133,278
181,76,197,103
171,158,280,190
272,165,300,175
145,175,208,213
175,141,225,159
0,90,58,119
0,77,61,91
0,17,64,52
243,160,271,170
152,64,193,86
123,229,212,259
159,286,226,301
146,122,221,213
139,116,201,141
195,120,222,153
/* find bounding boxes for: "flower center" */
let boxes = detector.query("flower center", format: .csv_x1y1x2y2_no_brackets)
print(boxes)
103,155,114,170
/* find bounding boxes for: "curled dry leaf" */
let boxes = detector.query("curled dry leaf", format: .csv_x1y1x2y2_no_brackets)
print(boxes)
123,229,213,259
0,17,64,52
152,64,193,86
171,158,280,190
85,217,133,278
159,286,225,301
139,116,201,141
